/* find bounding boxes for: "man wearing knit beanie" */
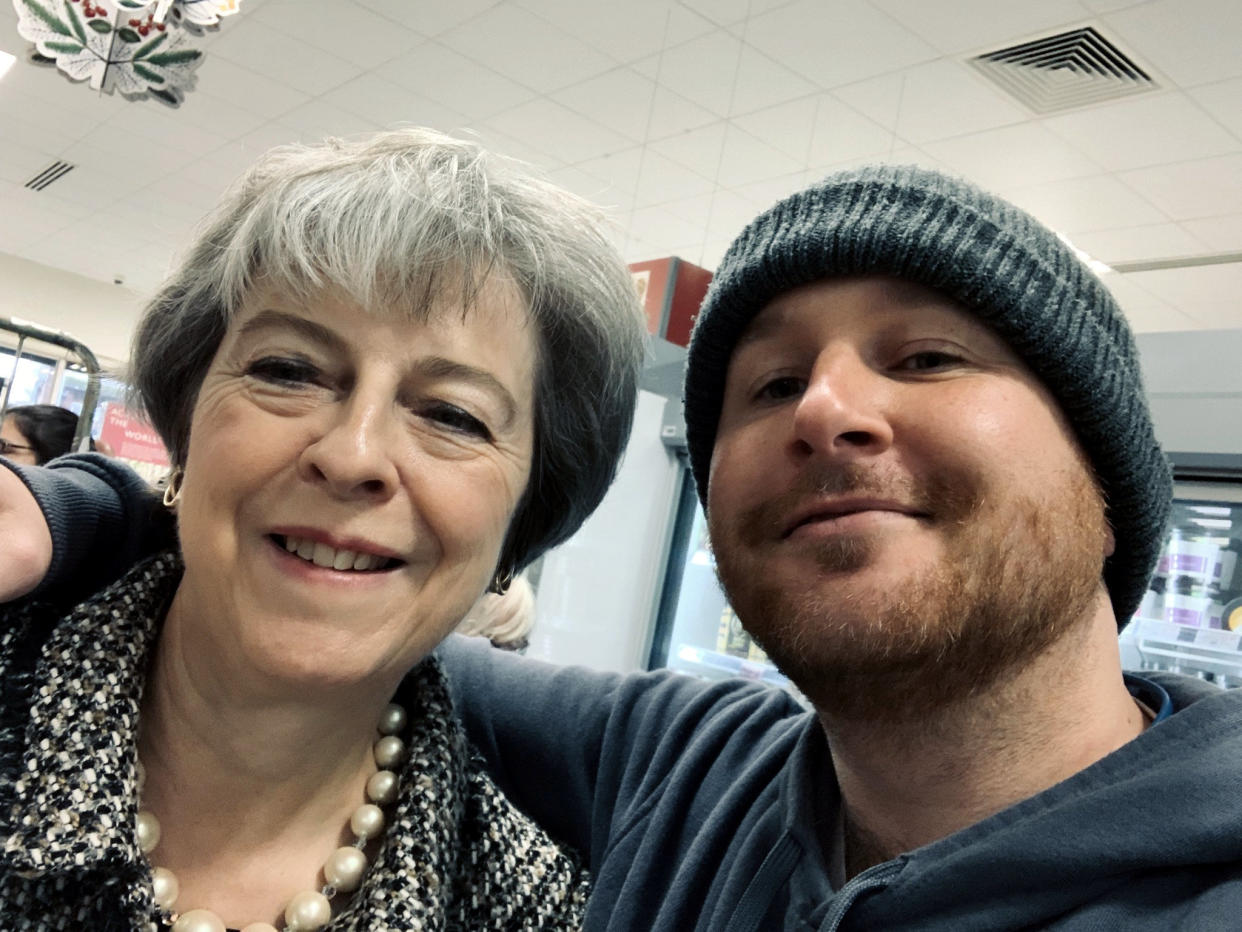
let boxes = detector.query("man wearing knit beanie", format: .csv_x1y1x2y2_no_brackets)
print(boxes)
6,166,1242,931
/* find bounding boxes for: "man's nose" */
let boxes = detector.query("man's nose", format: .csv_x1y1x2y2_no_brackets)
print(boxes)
791,351,894,461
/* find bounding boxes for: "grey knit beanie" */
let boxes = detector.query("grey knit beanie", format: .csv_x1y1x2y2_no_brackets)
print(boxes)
684,163,1170,626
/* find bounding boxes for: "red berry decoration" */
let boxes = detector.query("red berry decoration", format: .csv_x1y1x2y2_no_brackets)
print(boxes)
156,23,166,31
129,18,140,26
138,25,150,35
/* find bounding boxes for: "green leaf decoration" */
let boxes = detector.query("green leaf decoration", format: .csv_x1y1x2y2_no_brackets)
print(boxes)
117,0,147,7
150,87,181,107
21,0,72,38
62,0,89,44
132,31,169,60
144,49,202,66
45,39,85,54
118,27,141,42
132,62,165,84
87,18,112,34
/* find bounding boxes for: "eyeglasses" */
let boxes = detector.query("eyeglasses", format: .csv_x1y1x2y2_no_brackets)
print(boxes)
0,438,34,455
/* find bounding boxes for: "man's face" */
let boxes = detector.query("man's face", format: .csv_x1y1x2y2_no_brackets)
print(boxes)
707,276,1114,718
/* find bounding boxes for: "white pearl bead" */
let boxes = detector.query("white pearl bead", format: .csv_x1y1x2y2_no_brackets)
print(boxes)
285,889,332,930
324,845,368,892
366,770,399,805
350,803,385,840
378,702,407,736
171,909,227,932
240,924,280,932
136,810,162,854
151,866,179,909
373,735,405,769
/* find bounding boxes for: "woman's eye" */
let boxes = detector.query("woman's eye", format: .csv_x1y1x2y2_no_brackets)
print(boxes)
246,356,321,386
755,376,805,402
424,402,492,441
898,351,961,372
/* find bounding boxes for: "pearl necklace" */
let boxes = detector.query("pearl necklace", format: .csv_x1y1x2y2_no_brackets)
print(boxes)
136,702,409,932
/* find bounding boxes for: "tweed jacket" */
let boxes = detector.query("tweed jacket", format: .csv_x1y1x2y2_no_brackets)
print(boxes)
0,552,589,931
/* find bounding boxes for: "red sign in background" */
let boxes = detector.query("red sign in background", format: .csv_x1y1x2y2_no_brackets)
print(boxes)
629,257,713,348
97,402,170,467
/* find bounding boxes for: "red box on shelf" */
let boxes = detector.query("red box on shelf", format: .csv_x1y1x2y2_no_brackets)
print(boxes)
629,257,713,348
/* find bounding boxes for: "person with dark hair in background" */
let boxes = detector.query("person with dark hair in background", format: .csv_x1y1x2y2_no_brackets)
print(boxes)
0,403,80,465
6,165,1242,931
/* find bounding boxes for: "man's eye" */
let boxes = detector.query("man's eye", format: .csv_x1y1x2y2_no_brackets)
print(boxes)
898,351,961,371
425,402,492,441
246,356,321,386
755,376,805,401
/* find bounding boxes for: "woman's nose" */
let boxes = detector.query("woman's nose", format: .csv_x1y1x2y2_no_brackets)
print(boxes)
791,353,893,461
299,397,400,500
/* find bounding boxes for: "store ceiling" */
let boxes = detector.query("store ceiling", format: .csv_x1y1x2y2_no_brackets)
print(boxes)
1,0,1241,334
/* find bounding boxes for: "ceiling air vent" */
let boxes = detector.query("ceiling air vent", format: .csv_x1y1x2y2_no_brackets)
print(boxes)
969,26,1157,114
24,160,75,191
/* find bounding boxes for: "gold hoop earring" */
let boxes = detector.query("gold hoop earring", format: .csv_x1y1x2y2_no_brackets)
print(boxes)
488,564,514,596
162,467,184,509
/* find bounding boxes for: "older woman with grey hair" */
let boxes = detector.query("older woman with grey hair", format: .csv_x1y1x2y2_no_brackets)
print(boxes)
0,128,645,931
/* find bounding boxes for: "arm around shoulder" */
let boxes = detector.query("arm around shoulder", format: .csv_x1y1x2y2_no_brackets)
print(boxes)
0,461,53,601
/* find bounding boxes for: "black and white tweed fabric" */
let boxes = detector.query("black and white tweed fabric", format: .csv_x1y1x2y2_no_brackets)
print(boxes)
0,552,589,931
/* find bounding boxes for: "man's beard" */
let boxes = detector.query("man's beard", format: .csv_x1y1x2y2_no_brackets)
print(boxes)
709,460,1110,723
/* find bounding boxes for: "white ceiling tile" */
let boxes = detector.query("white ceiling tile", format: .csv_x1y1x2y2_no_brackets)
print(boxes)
484,98,630,164
190,56,310,120
178,142,262,191
1180,214,1242,253
544,163,632,212
728,46,818,117
62,128,190,179
921,122,1100,190
355,0,501,37
1042,92,1239,172
514,0,680,64
0,185,78,244
250,0,424,68
574,146,645,198
1188,77,1242,142
1122,264,1242,325
167,92,267,142
276,101,381,142
468,126,562,171
206,18,361,97
438,5,615,93
0,56,129,124
99,105,232,157
679,0,749,27
649,121,727,176
715,123,804,187
732,170,813,210
1103,0,1242,86
663,3,720,46
649,30,742,117
1080,0,1150,13
1120,154,1242,220
553,68,657,143
806,94,901,171
376,42,537,121
646,85,721,140
732,96,817,162
0,97,96,153
627,203,711,250
322,73,468,130
1004,174,1168,234
701,188,770,243
1067,222,1206,264
631,149,717,206
835,60,1027,145
743,0,937,89
870,0,1093,56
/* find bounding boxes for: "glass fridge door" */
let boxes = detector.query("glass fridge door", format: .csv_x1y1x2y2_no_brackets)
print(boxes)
1121,481,1242,686
648,472,794,691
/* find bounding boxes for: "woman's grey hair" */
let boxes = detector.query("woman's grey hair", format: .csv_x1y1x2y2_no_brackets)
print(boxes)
130,127,647,574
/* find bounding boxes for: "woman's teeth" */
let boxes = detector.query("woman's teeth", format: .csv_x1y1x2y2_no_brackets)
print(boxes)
281,535,390,571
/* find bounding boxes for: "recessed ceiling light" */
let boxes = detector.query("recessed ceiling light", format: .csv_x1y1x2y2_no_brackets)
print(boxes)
0,50,16,81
